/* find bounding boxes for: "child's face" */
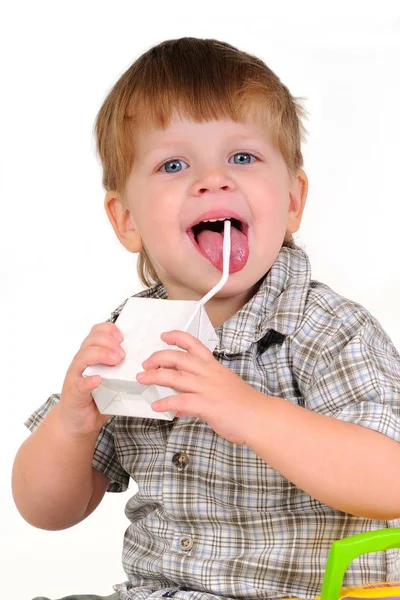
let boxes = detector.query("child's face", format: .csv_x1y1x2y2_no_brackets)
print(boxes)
107,112,307,305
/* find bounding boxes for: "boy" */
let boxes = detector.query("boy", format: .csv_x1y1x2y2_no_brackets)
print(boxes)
12,37,400,600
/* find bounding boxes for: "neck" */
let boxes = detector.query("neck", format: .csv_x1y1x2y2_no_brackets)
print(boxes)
205,286,260,328
163,281,261,328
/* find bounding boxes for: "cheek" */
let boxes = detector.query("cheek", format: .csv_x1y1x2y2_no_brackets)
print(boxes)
150,183,183,220
131,185,177,231
249,186,290,253
251,175,290,220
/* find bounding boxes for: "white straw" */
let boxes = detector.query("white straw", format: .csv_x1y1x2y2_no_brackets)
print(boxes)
197,219,231,306
181,219,231,332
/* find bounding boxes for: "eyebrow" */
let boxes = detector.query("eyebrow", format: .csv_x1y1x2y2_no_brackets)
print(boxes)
142,135,270,159
142,141,186,158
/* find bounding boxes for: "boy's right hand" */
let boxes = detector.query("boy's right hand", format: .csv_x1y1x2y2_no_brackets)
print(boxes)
59,322,125,438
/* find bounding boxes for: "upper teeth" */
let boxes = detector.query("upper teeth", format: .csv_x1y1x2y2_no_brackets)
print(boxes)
202,218,230,223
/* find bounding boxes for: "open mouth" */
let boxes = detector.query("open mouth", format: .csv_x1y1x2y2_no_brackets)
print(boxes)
187,217,249,273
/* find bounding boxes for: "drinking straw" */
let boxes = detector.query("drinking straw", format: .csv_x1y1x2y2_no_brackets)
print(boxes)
181,219,231,332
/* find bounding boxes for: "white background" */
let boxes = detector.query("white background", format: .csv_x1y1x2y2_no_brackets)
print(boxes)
1,1,400,598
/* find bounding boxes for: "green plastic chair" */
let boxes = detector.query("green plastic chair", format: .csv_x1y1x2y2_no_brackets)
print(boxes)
319,528,400,599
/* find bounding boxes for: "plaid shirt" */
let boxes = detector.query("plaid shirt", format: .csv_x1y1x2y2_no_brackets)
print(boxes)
25,246,400,600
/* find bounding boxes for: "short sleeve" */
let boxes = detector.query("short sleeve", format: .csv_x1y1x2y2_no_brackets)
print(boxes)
24,394,130,493
304,315,400,442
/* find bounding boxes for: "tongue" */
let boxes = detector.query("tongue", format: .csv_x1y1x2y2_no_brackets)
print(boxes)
196,226,249,273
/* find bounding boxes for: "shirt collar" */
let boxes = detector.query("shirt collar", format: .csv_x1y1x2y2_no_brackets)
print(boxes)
134,246,311,355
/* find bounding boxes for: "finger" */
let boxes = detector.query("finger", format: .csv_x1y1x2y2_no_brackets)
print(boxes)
142,349,204,375
80,330,125,356
77,373,102,394
98,321,124,341
70,344,125,379
82,322,124,347
161,330,214,361
136,367,198,393
151,393,200,417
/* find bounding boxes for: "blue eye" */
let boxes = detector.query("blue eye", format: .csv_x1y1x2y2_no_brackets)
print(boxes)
160,159,188,173
229,153,257,165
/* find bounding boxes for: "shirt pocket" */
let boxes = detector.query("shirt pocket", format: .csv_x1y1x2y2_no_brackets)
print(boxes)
206,443,298,512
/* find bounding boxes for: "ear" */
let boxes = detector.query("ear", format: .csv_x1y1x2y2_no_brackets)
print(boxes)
286,168,308,234
104,190,143,253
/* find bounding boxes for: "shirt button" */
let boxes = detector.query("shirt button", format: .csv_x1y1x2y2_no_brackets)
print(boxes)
172,451,189,471
179,535,194,551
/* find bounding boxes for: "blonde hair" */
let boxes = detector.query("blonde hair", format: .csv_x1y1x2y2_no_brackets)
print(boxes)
94,37,307,287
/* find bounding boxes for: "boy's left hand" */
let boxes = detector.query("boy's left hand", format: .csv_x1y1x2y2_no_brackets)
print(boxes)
136,330,263,445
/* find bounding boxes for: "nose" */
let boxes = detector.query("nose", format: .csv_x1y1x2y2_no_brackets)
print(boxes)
191,167,236,196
